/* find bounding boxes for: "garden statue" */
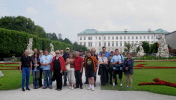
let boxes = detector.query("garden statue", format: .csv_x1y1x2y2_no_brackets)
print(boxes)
156,35,169,58
137,42,145,57
49,43,55,56
130,43,137,53
0,71,4,77
27,38,34,56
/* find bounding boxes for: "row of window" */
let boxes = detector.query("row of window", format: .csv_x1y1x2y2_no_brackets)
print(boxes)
80,35,156,40
80,41,154,47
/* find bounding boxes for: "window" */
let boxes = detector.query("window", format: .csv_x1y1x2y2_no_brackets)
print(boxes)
88,42,92,47
148,36,149,39
80,42,82,45
112,42,114,46
132,41,134,45
144,36,146,39
104,37,106,40
108,42,110,46
108,37,110,40
84,37,86,40
120,36,122,39
84,42,86,46
136,36,138,39
132,36,134,39
128,36,130,39
120,42,122,46
88,37,92,40
140,36,142,39
136,41,138,43
116,36,118,40
112,37,114,40
99,42,101,46
99,37,101,40
116,41,118,46
124,36,126,40
104,42,106,46
151,36,153,39
80,37,82,40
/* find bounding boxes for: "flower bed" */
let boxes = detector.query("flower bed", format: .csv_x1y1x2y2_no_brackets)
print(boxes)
138,78,176,88
134,64,176,69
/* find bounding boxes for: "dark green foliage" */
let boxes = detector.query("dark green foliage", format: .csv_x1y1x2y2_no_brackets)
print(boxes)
149,42,158,53
124,42,131,53
0,28,71,58
0,16,47,38
142,41,150,53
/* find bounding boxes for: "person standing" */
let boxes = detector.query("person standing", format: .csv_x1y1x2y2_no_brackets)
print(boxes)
51,50,66,91
98,53,108,86
91,48,98,87
99,46,110,83
60,49,64,56
84,51,98,91
33,48,38,53
32,52,40,89
63,47,70,86
39,50,43,87
40,49,53,89
74,51,83,89
108,51,116,85
66,53,75,90
124,53,134,88
19,50,32,91
111,49,124,87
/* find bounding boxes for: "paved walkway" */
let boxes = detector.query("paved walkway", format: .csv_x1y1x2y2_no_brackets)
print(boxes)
0,74,176,100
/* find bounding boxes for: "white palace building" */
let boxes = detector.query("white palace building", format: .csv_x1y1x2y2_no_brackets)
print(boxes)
77,29,169,53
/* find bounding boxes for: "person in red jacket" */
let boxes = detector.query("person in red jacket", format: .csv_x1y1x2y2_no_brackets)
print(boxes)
51,50,66,91
74,51,83,89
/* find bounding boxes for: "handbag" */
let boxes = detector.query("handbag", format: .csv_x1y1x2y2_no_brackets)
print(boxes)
66,64,70,71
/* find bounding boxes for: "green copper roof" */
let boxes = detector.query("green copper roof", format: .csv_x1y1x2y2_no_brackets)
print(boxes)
78,29,169,35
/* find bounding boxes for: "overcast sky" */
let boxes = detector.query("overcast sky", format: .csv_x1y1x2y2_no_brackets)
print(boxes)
0,0,176,42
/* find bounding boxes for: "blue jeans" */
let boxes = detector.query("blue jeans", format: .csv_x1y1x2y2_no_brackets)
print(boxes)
43,70,52,87
22,67,30,88
33,71,39,88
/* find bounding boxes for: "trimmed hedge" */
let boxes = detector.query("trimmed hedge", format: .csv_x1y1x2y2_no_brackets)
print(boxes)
0,28,71,58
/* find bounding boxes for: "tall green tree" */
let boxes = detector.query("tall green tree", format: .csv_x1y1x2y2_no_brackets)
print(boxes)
124,42,131,53
62,38,72,45
47,33,58,41
142,41,150,53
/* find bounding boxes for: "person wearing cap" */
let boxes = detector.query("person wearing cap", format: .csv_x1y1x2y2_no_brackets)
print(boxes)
63,47,70,86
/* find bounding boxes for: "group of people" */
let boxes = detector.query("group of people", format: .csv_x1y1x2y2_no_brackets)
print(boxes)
19,46,134,92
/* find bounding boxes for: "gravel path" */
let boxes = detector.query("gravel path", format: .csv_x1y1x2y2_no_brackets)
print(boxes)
0,74,176,100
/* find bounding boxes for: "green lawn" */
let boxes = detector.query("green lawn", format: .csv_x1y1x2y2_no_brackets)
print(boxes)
0,64,33,90
101,61,176,96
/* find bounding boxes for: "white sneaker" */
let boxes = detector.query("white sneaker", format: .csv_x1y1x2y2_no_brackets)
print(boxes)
92,87,95,91
71,87,74,90
120,83,122,87
113,83,115,86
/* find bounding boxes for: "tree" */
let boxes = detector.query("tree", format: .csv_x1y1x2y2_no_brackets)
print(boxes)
47,33,58,41
0,16,47,38
142,41,150,53
62,38,72,45
149,42,158,53
124,42,131,53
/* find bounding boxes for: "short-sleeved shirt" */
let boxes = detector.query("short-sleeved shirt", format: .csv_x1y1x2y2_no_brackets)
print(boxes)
86,57,94,71
99,51,110,58
20,55,32,68
110,54,124,70
98,57,108,63
74,56,83,70
40,55,53,70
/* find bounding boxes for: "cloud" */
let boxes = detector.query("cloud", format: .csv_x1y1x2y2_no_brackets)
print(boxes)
54,0,176,32
26,7,39,15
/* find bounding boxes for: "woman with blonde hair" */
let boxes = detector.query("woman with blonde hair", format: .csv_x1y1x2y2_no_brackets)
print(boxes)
51,50,66,91
66,53,75,90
